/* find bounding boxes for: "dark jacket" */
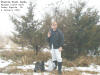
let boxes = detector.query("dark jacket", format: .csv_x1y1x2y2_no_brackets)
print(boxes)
47,28,64,49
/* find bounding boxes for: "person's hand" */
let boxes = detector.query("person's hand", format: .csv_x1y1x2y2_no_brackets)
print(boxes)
48,31,51,38
59,47,63,52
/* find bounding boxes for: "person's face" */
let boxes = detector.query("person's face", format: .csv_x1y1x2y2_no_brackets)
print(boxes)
51,22,57,30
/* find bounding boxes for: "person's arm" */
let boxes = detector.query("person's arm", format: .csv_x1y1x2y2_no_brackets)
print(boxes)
59,32,64,47
47,36,50,43
59,30,64,51
47,30,51,43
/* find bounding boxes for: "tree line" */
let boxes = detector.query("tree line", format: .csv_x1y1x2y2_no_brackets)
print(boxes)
10,1,100,59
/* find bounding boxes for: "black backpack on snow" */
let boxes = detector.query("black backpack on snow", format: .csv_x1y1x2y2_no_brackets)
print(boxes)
34,61,45,72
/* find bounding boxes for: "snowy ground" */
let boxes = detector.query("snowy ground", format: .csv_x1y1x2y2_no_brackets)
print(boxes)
0,48,100,75
0,58,100,75
0,59,13,68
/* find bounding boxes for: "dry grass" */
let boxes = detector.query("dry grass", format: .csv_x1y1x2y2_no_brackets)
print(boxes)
50,70,81,75
62,56,92,67
0,50,99,66
62,70,81,75
74,56,92,67
80,71,98,74
92,56,100,65
0,50,100,75
1,66,99,75
63,58,76,67
2,67,34,74
51,69,99,75
63,55,100,67
0,50,51,65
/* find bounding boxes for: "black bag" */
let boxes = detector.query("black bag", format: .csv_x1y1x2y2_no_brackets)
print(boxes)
34,61,45,72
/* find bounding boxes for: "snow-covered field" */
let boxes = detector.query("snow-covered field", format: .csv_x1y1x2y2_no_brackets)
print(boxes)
0,58,100,75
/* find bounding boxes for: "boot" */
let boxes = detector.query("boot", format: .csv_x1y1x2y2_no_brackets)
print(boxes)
58,62,62,75
53,61,57,70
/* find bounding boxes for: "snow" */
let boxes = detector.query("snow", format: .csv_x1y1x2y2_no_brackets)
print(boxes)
17,59,53,71
16,60,100,75
0,73,8,75
0,73,23,75
32,72,51,75
42,48,50,52
75,65,100,73
4,44,11,49
0,72,51,75
17,64,52,75
17,47,28,50
17,65,35,70
63,64,100,73
0,59,13,68
0,58,100,75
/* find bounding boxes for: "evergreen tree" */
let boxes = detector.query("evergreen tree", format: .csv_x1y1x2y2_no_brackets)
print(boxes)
10,2,42,52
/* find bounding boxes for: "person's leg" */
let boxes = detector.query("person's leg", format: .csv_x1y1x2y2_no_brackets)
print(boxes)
53,60,57,69
50,49,57,70
50,49,56,61
58,62,62,75
55,49,62,75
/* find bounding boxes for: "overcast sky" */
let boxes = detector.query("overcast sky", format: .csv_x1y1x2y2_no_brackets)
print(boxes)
0,0,100,36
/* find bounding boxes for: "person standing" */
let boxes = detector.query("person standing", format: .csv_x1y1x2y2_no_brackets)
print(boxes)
47,21,64,75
